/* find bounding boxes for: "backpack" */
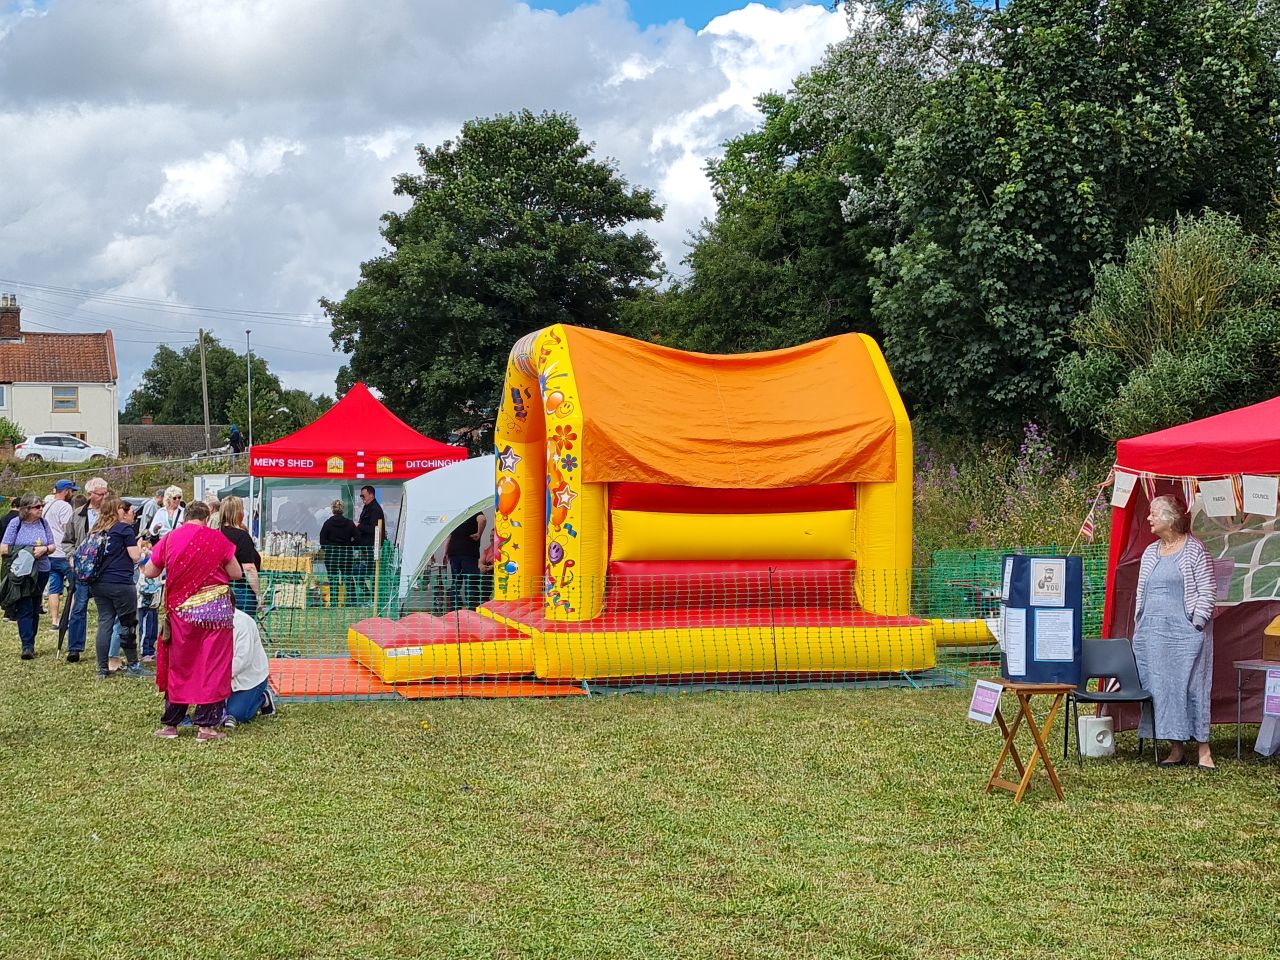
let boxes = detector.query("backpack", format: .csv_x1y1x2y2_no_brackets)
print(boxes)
73,531,110,584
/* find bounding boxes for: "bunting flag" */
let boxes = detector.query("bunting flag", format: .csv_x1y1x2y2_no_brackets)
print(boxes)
1182,476,1198,509
1139,472,1158,505
1232,474,1244,511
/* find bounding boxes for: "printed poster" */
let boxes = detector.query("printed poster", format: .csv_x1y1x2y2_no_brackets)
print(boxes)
1242,475,1279,517
1033,608,1075,662
1111,471,1137,508
1265,670,1280,718
1004,608,1027,676
968,680,1003,724
1029,558,1066,607
1001,557,1013,602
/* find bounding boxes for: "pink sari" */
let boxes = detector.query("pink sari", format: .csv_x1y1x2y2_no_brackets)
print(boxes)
152,522,236,704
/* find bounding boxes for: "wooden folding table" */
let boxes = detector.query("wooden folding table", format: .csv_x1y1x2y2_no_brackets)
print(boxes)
985,680,1074,803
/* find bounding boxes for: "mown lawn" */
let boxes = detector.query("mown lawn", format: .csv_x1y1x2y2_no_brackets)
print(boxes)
1,624,1278,960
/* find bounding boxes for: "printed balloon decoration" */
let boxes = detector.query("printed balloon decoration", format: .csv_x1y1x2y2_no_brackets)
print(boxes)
496,475,521,518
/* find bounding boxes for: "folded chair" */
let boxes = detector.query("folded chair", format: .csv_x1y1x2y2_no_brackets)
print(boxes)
1063,638,1156,766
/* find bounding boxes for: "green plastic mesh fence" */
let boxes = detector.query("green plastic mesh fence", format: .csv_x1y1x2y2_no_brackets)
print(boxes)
246,543,1112,702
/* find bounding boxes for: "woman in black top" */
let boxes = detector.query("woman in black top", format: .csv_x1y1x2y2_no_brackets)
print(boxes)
89,495,143,678
319,500,358,606
217,495,261,616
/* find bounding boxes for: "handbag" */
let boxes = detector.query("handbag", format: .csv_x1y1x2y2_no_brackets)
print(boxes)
171,583,234,629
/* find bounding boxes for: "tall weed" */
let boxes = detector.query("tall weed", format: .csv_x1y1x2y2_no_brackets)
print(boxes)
913,424,1111,558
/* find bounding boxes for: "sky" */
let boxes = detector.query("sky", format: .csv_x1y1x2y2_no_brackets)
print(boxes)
0,0,847,408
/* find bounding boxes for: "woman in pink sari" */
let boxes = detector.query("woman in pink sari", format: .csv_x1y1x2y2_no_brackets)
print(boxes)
144,500,244,742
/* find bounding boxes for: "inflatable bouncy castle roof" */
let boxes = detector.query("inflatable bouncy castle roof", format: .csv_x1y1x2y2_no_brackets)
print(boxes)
547,327,898,488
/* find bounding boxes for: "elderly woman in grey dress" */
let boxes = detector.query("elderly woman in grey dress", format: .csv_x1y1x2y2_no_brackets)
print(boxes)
1132,494,1218,770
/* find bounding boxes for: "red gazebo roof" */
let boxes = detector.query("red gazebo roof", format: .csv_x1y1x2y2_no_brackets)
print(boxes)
249,382,467,480
1115,395,1280,477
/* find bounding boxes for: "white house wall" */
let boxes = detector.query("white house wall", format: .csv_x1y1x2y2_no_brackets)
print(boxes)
5,382,119,452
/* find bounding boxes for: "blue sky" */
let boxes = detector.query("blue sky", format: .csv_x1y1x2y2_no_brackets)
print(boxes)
530,0,828,30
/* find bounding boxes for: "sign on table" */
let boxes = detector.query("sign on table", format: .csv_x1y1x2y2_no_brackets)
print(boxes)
1265,669,1280,718
968,679,1003,724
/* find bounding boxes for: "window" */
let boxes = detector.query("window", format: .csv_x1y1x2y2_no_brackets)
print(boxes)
0,384,7,407
52,386,78,412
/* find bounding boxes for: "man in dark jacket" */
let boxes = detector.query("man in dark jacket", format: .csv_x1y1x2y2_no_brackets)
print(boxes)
62,478,106,663
353,486,386,605
355,486,385,547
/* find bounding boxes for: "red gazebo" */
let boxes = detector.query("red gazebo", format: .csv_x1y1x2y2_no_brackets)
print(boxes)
249,382,467,481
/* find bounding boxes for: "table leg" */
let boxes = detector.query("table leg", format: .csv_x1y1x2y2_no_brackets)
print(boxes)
1237,667,1243,761
987,705,1027,793
1016,692,1066,802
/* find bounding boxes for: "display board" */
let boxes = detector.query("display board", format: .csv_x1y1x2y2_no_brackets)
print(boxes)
1000,555,1082,686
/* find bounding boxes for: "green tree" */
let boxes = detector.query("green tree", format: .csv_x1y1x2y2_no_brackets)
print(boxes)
1059,211,1280,440
222,386,334,445
122,338,278,425
652,82,891,353
871,0,1280,433
324,110,664,449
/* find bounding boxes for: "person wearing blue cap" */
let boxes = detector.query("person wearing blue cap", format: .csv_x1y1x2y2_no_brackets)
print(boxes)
44,479,78,637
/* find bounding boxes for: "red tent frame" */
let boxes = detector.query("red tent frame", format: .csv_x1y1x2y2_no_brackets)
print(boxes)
1103,396,1280,727
249,382,467,481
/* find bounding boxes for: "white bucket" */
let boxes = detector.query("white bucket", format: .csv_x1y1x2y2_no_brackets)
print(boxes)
1078,716,1115,757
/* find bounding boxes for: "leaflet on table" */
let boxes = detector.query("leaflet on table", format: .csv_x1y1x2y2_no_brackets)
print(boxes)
1265,669,1280,718
968,679,1003,724
1033,608,1075,662
1004,607,1027,675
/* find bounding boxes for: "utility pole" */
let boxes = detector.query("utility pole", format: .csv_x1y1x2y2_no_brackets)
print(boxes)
198,328,212,455
245,329,254,450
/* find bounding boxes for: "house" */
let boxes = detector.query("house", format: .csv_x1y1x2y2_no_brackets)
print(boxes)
0,294,119,453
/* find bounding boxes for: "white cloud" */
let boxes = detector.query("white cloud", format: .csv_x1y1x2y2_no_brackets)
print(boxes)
0,0,845,405
148,138,305,219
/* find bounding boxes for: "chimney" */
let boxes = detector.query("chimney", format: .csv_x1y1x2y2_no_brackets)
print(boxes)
141,415,154,425
0,293,19,340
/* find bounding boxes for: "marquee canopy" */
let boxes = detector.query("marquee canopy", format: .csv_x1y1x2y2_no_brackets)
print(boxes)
1115,395,1280,477
249,382,466,480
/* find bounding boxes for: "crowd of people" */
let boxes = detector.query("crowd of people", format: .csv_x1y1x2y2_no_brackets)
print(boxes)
1,476,275,744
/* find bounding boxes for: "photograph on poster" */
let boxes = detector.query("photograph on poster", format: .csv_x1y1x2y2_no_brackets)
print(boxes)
1030,558,1066,607
1034,608,1075,662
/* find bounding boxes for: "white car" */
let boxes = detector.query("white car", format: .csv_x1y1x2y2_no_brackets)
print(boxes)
14,433,114,463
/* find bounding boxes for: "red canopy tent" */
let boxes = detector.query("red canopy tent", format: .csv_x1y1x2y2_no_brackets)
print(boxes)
249,382,467,481
1103,396,1280,726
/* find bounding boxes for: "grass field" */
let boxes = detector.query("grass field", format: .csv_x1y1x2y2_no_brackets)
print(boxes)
2,624,1279,960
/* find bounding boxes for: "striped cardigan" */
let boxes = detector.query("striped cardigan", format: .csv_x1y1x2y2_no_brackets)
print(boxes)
1135,535,1217,629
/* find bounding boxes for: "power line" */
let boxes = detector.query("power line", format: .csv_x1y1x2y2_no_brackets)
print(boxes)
0,277,327,323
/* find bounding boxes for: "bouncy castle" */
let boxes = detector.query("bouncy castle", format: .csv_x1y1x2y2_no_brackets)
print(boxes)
348,324,935,687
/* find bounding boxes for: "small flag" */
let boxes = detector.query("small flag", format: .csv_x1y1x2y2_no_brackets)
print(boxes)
1181,476,1197,509
1232,474,1244,511
1139,473,1158,505
1078,509,1096,543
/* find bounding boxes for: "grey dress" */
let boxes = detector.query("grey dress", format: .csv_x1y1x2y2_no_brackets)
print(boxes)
1132,548,1213,742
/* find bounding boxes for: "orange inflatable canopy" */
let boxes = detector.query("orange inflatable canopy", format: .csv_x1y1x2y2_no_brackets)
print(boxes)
563,327,896,489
